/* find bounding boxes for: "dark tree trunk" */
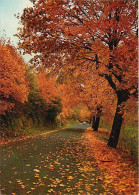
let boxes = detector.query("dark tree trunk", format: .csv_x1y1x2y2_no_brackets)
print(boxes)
89,117,92,124
94,115,101,131
107,100,123,148
107,90,129,148
93,107,102,131
92,116,96,129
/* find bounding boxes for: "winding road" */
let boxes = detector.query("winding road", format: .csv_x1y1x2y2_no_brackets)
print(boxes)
0,124,108,194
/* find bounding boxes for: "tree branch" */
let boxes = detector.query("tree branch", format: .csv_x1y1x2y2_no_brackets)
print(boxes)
105,75,117,91
83,46,93,51
61,7,83,24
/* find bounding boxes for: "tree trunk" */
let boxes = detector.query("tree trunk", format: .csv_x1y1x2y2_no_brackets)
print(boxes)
89,117,92,124
92,116,96,129
93,107,102,131
107,89,130,148
107,100,124,148
94,115,101,131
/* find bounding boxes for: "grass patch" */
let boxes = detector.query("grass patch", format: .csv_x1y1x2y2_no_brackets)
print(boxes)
9,120,80,139
23,126,52,136
0,119,80,146
118,125,138,160
92,120,138,163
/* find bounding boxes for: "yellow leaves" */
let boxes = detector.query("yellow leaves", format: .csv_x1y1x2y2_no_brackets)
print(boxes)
33,168,40,173
79,164,93,173
59,183,65,187
67,176,74,180
21,185,26,189
26,164,31,167
85,184,91,192
78,190,84,193
66,188,72,192
16,180,22,184
26,191,31,194
48,189,54,193
54,160,61,166
30,187,35,190
34,174,40,178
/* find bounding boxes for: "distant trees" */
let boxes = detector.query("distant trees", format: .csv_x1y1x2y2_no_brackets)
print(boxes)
56,72,116,131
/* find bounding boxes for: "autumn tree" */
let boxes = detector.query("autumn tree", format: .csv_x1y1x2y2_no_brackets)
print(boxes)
0,40,29,137
37,72,62,122
76,75,116,131
0,40,29,115
17,0,138,148
37,72,59,104
23,68,62,126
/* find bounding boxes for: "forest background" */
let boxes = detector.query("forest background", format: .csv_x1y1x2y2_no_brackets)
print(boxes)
0,0,138,161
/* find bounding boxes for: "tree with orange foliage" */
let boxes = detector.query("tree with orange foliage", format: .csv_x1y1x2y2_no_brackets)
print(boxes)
0,40,29,115
37,72,59,105
17,0,138,148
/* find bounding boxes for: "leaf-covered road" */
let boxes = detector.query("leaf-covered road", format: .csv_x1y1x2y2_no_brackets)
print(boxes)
0,124,112,195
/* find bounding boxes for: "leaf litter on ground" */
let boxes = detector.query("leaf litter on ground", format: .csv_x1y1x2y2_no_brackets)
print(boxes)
0,127,132,194
81,128,138,194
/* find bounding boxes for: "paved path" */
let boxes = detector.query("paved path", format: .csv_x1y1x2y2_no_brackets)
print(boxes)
0,124,106,195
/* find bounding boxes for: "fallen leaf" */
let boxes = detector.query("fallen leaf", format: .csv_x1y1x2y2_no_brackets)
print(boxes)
26,164,31,167
34,169,40,173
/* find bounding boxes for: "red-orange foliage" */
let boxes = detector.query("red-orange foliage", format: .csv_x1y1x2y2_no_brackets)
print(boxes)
37,72,58,105
0,41,29,114
17,0,138,148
